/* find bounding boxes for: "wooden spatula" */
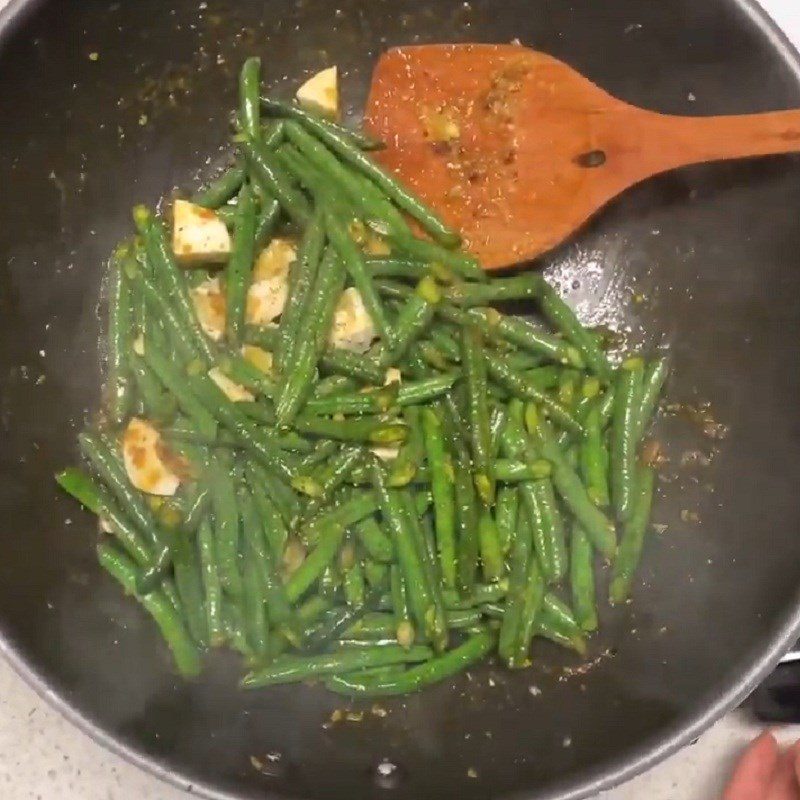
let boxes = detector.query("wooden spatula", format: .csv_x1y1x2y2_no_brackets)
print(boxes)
365,44,800,270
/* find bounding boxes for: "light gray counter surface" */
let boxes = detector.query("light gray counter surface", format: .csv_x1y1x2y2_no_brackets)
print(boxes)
1,1,799,797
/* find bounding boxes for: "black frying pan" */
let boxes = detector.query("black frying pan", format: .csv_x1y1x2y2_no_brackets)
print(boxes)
2,1,800,798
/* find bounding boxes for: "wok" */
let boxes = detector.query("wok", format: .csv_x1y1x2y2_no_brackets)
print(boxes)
1,1,800,798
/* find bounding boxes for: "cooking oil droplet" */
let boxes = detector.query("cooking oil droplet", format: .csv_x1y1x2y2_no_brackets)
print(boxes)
374,759,403,789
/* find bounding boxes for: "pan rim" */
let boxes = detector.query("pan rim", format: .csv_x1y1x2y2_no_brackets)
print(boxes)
0,0,798,798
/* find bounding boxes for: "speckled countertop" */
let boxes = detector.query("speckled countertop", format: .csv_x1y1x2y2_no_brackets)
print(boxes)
1,1,800,798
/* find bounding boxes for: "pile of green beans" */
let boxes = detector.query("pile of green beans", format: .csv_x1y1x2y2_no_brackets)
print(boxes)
56,59,668,693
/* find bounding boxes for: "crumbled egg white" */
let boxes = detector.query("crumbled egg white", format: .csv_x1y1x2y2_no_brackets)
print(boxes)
246,238,296,326
296,66,339,119
329,287,377,353
241,344,273,374
384,368,402,386
208,367,255,402
172,199,231,265
190,276,226,341
122,417,181,496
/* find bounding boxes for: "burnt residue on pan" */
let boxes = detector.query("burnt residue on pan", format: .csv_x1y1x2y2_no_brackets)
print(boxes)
1,1,800,800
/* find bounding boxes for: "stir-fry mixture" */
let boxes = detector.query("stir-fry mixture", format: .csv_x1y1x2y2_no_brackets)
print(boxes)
56,58,667,695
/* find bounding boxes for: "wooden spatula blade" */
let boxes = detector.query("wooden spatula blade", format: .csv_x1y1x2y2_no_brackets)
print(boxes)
365,44,605,269
366,44,800,270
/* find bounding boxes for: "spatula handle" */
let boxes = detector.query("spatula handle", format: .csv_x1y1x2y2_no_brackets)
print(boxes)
645,108,800,169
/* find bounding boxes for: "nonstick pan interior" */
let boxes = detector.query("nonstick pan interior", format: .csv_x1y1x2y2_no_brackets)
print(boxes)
1,1,800,799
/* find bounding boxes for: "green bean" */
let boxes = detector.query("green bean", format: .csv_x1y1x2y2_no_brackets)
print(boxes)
180,484,210,532
489,404,509,460
324,629,494,696
217,354,277,400
635,357,669,439
446,274,544,307
383,276,439,365
299,439,339,469
318,564,342,602
421,407,457,591
364,559,389,592
444,581,508,609
390,565,414,646
186,373,295,481
356,516,394,563
400,489,448,651
97,542,201,677
254,196,281,249
385,230,482,281
498,511,532,663
275,207,324,370
610,465,655,603
539,282,611,380
240,529,270,659
238,57,261,140
306,597,378,650
222,598,253,657
196,517,225,645
342,611,398,641
275,247,346,426
242,643,432,688
343,555,366,609
134,268,201,363
207,458,242,599
133,205,215,362
570,524,598,632
486,352,582,435
313,375,357,399
263,97,460,247
536,600,587,655
78,432,170,559
494,485,519,555
493,459,552,482
598,385,616,427
241,137,311,225
130,354,177,423
294,414,407,445
366,258,428,280
296,446,364,520
521,476,567,584
531,415,616,559
435,302,583,368
107,244,134,423
192,164,245,209
301,490,380,547
240,488,295,633
415,340,452,372
262,97,384,149
172,531,208,646
247,463,291,556
581,403,610,507
324,209,392,342
224,183,257,345
285,520,346,603
454,443,479,594
511,555,545,668
142,349,216,439
397,373,460,406
284,121,404,227
462,326,494,505
478,509,504,583
611,358,645,522
370,461,435,642
304,385,396,417
56,468,151,567
388,407,424,487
